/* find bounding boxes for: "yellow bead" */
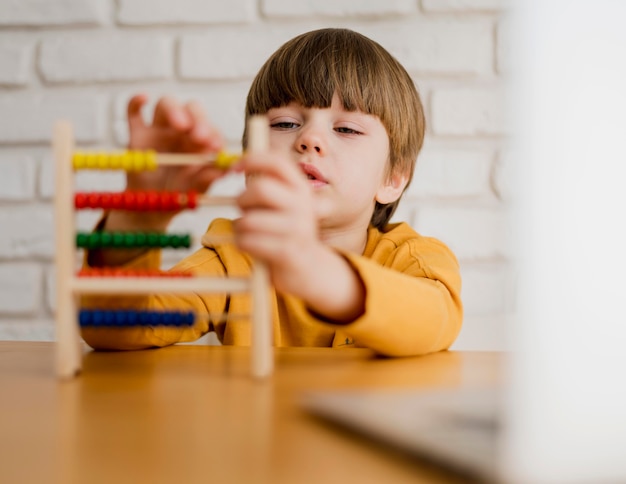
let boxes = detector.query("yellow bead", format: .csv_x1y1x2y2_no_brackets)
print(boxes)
132,151,144,171
122,151,134,171
97,152,109,169
72,152,86,170
214,151,240,169
86,153,98,169
109,153,123,170
145,150,157,171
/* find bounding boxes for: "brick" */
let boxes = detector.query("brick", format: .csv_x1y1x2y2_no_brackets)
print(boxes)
0,0,108,26
0,263,42,314
0,206,55,258
431,87,506,136
0,320,55,341
113,85,251,146
408,146,494,199
421,0,502,12
118,0,255,24
496,15,511,74
40,35,173,84
0,39,34,86
412,203,508,260
179,28,301,80
460,261,512,316
262,0,416,17
359,20,494,76
0,153,37,200
450,315,509,351
0,93,105,144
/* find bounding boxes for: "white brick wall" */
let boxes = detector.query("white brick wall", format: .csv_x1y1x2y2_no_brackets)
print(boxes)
0,0,509,350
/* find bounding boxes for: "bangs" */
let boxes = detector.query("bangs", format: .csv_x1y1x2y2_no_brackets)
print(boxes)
246,29,385,116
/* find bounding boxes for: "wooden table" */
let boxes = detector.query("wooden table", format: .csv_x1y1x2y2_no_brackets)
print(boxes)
0,342,500,484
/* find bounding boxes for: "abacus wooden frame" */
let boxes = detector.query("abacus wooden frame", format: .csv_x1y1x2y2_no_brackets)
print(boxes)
53,118,273,380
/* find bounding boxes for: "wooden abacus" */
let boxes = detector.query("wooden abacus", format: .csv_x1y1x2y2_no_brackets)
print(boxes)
53,117,273,380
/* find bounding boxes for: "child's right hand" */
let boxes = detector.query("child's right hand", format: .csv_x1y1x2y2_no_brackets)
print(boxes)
105,94,227,233
91,94,227,267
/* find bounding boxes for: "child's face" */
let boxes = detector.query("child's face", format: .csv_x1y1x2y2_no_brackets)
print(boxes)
266,94,396,230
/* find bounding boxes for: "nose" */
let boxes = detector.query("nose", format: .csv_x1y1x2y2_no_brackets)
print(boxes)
296,125,325,155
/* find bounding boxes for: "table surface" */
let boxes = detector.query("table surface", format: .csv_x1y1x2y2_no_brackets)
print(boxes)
0,341,501,484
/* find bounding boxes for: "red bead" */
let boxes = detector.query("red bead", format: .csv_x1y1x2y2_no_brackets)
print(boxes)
100,192,112,210
187,191,197,209
123,191,137,210
110,193,123,210
135,191,147,211
146,191,159,210
75,193,88,209
87,193,100,209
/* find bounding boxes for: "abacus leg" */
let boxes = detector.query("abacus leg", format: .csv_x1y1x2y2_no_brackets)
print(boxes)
251,262,273,379
54,121,82,378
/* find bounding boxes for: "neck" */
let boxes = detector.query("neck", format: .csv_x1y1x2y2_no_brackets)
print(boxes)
319,224,369,255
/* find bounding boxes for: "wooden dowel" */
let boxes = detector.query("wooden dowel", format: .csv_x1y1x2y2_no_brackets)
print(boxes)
72,276,251,295
156,152,239,167
247,115,273,380
54,121,83,379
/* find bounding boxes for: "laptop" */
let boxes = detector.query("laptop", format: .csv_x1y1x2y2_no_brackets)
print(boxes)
301,2,626,482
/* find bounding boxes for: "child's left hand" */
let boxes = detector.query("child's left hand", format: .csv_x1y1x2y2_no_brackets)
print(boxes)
234,150,320,295
233,151,365,323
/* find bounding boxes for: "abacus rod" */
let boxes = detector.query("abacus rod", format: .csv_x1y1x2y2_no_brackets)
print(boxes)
156,153,239,166
71,276,252,295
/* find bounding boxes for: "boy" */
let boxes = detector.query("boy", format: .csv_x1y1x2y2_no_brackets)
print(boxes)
82,28,462,356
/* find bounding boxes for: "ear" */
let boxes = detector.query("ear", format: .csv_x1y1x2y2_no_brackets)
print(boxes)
375,171,409,204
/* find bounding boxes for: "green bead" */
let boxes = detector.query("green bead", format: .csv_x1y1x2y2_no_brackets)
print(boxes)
112,232,125,248
124,233,136,247
158,234,169,247
88,233,101,249
100,232,112,247
181,234,191,248
135,232,147,246
147,233,159,247
76,233,88,248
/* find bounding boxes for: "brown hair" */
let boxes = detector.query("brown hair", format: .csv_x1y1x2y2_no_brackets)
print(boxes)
244,28,425,230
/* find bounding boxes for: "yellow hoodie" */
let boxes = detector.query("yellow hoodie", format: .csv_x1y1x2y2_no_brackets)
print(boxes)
81,218,462,357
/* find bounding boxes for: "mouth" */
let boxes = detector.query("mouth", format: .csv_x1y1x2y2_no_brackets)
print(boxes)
300,163,328,187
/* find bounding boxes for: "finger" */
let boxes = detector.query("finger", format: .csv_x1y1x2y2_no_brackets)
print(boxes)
153,96,191,130
127,93,149,133
184,101,224,152
237,177,301,212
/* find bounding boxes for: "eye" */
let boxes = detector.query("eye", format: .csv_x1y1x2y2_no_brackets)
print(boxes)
335,126,363,135
270,121,300,130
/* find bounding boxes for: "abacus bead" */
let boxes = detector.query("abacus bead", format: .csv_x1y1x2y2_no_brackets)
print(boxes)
75,193,88,209
78,310,90,326
181,234,191,248
115,311,126,326
169,235,181,248
73,153,86,170
97,153,109,169
87,193,100,208
187,191,197,209
103,311,115,326
146,191,159,210
123,233,136,247
135,191,147,210
158,234,169,247
126,310,138,326
123,191,137,210
147,233,159,247
109,153,122,170
135,232,147,246
92,310,104,326
100,192,112,209
112,232,125,248
86,153,98,169
122,152,133,171
111,193,123,209
133,151,145,171
88,233,101,249
145,150,157,171
100,232,113,247
76,233,88,248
